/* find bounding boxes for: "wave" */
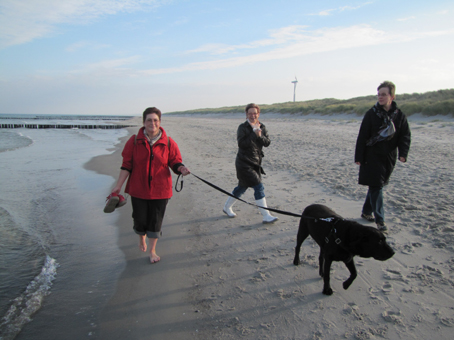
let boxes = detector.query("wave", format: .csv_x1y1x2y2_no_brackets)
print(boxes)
0,255,59,340
0,131,33,153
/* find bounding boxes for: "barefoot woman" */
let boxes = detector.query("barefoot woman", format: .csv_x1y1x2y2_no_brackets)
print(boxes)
111,107,190,263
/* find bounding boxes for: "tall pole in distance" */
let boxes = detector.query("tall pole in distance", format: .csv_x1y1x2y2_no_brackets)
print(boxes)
291,77,298,102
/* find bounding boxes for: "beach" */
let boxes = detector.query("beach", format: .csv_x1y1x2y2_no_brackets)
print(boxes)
5,113,453,339
80,113,454,340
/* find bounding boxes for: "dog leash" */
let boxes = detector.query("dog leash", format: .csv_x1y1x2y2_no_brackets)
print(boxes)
178,173,349,223
189,173,302,218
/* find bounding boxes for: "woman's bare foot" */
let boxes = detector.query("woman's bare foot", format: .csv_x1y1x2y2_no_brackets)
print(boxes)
139,236,147,252
150,252,160,264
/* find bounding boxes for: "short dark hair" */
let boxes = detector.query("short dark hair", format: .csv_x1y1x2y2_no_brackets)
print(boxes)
142,107,162,123
378,81,396,97
245,103,260,114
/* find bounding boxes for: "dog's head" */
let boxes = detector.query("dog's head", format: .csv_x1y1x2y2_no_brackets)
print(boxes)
348,226,395,261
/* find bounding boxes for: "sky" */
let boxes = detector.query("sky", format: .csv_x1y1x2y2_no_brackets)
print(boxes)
0,0,453,115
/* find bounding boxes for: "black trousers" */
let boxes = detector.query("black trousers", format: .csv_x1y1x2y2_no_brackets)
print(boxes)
131,197,169,239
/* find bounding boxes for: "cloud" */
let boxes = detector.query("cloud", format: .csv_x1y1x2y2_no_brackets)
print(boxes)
317,9,335,16
142,24,454,76
57,22,454,78
398,16,416,22
0,0,166,48
185,25,309,55
311,2,372,16
339,2,373,11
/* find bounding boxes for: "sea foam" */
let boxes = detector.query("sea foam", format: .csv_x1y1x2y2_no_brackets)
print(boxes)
0,256,59,340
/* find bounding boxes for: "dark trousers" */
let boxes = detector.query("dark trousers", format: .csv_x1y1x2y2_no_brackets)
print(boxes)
362,186,384,224
131,197,169,239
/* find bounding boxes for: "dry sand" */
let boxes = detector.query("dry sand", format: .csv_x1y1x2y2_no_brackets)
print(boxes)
87,113,454,340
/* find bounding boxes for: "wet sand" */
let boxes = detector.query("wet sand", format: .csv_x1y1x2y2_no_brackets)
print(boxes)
87,113,454,339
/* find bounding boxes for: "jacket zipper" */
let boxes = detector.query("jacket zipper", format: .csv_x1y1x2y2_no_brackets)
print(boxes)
148,145,153,187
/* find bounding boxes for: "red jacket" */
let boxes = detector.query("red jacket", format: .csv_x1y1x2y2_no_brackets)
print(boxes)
121,127,184,200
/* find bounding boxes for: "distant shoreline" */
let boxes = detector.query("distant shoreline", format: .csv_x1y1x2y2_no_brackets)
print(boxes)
162,111,454,122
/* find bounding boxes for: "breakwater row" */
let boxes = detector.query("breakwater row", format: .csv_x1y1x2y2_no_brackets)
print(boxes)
0,123,136,129
0,114,134,120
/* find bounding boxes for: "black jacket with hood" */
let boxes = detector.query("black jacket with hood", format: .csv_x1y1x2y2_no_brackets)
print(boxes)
235,120,271,187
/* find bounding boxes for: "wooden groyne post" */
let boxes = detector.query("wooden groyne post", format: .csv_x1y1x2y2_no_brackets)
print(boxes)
0,124,136,129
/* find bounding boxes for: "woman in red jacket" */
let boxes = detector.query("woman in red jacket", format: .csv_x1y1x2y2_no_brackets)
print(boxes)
111,107,190,264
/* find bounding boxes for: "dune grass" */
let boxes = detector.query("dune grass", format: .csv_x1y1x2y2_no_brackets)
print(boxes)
166,89,454,117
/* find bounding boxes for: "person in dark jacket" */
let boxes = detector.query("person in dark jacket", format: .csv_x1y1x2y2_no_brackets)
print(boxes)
111,107,190,264
355,81,411,233
223,103,278,224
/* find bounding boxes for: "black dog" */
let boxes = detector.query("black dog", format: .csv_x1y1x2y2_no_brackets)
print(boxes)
293,204,394,295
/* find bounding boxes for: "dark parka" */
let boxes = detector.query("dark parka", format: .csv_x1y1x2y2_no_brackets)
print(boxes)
355,101,411,187
235,121,271,187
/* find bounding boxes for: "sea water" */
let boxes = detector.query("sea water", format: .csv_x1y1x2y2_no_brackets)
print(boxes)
0,115,131,339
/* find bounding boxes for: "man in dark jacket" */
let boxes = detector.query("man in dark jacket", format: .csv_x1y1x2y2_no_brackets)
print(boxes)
223,103,278,224
355,81,411,233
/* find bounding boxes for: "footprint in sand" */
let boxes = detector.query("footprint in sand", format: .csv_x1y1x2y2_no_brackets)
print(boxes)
342,303,360,317
276,289,292,299
403,286,424,294
250,272,268,283
382,310,405,325
442,226,454,233
421,264,444,277
401,244,415,254
384,269,410,283
412,314,424,323
440,317,454,327
368,287,384,301
382,282,393,294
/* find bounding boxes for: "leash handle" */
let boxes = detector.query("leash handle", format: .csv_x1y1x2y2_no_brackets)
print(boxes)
175,174,183,192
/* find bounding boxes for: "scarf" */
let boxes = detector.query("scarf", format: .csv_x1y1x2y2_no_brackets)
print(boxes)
366,102,398,146
146,130,162,146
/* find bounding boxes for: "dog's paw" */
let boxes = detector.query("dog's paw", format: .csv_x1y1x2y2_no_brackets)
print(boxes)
322,287,334,295
293,257,300,266
343,279,353,290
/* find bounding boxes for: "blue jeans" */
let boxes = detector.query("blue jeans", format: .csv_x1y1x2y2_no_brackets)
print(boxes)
232,183,265,200
362,186,384,223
